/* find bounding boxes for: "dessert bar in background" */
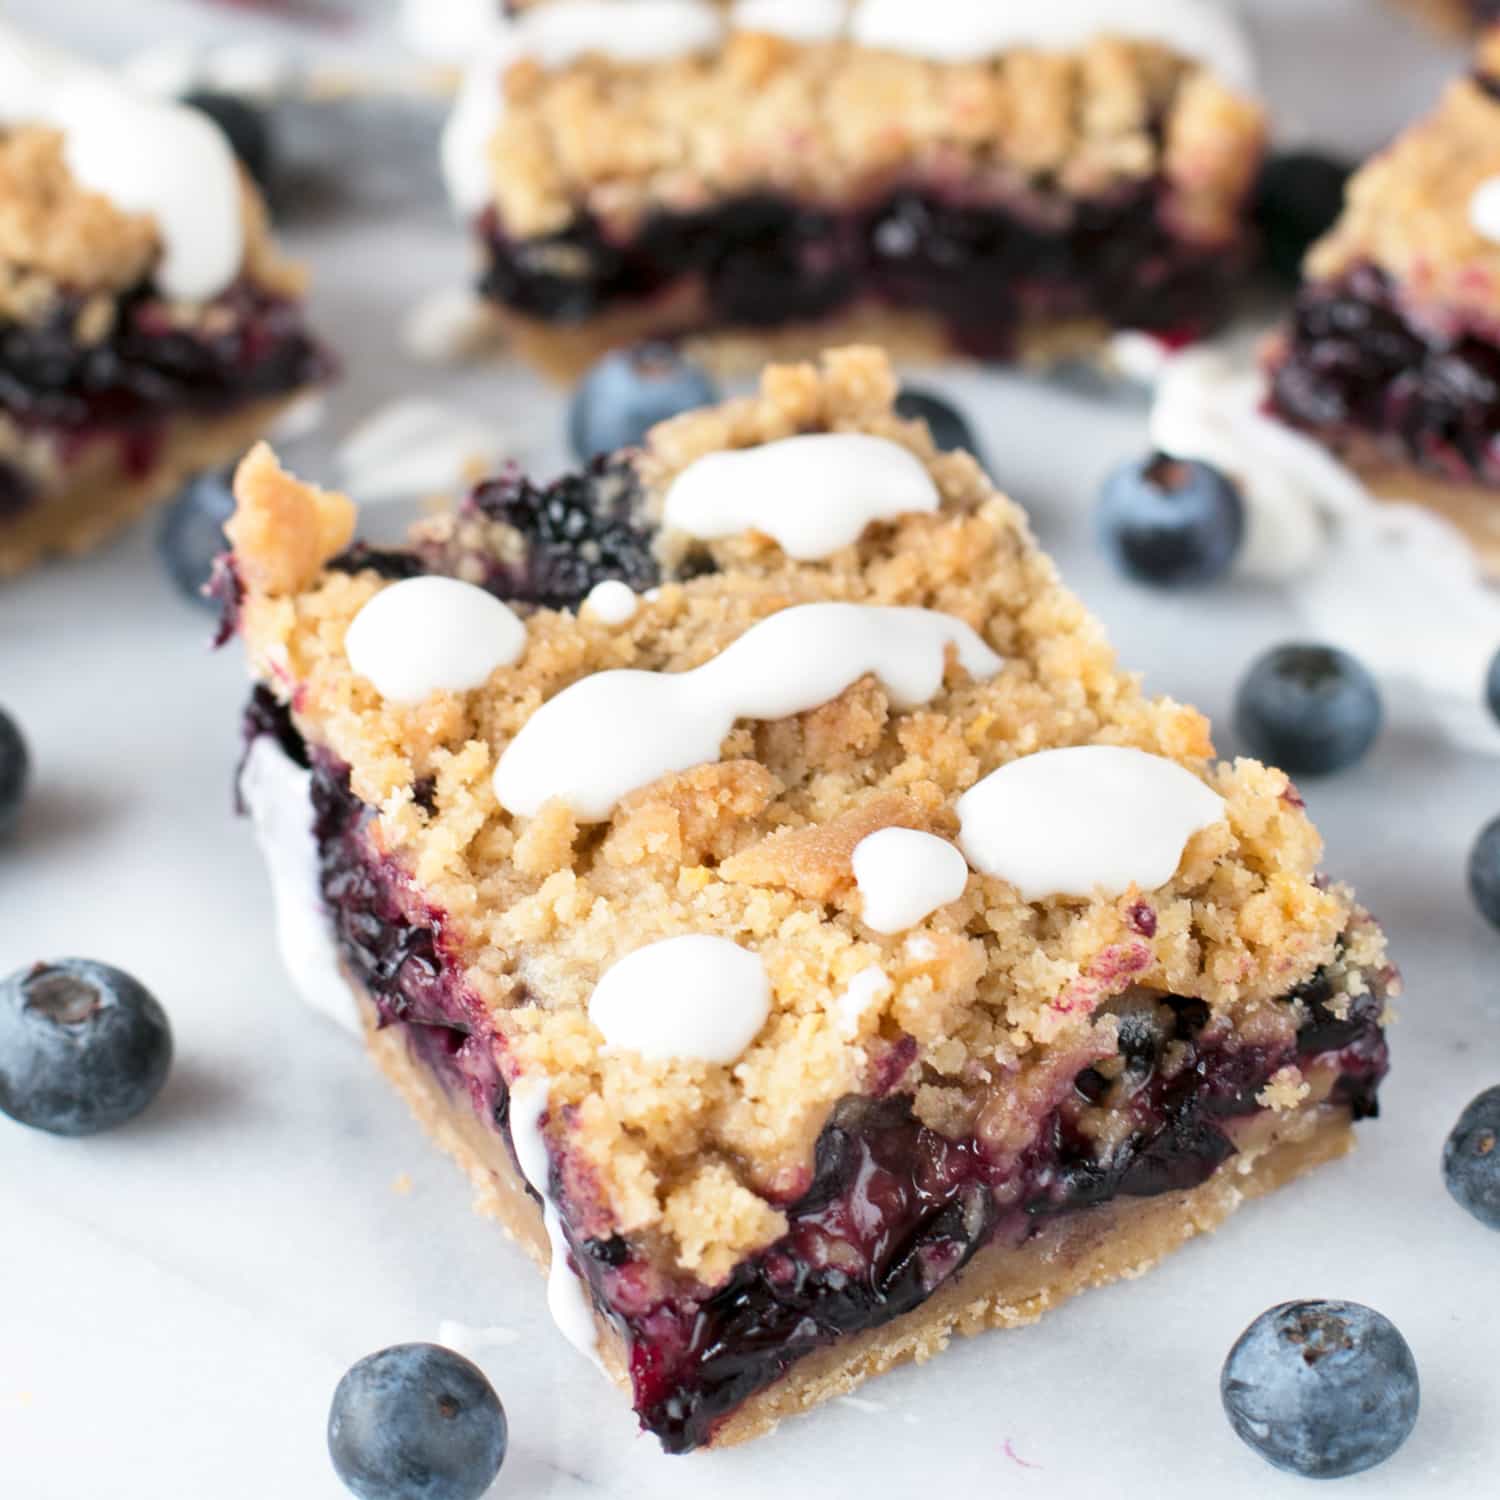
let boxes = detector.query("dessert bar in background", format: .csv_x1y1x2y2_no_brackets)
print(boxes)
1266,30,1500,568
441,0,1265,377
225,345,1395,1452
1395,0,1499,35
0,25,329,578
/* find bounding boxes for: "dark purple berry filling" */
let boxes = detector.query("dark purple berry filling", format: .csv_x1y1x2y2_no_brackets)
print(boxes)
477,177,1247,361
0,278,331,523
245,699,1389,1454
1268,261,1500,487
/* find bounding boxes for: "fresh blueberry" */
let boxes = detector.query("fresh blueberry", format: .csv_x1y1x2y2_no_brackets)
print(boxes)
159,468,236,607
1234,643,1383,775
182,91,276,195
1443,1086,1500,1229
1221,1300,1420,1479
568,344,718,462
1469,816,1500,930
0,961,173,1137
1097,453,1244,587
328,1343,508,1500
894,387,981,461
1485,645,1500,724
1255,151,1354,284
0,707,28,840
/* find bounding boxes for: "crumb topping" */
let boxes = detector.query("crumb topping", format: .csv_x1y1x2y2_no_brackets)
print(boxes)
486,33,1263,243
0,124,303,325
231,346,1386,1282
1306,58,1500,323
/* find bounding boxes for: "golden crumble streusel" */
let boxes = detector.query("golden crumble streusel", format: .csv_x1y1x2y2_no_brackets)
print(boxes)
1306,44,1500,318
484,33,1263,243
229,348,1390,1284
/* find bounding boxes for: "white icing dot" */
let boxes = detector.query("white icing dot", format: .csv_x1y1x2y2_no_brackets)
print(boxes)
240,736,361,1036
833,966,891,1038
588,936,771,1064
851,828,969,934
0,25,246,302
1471,176,1500,246
345,576,527,705
664,434,940,561
508,1082,605,1369
494,602,1001,821
851,0,1256,92
583,580,639,626
956,746,1226,901
732,0,847,42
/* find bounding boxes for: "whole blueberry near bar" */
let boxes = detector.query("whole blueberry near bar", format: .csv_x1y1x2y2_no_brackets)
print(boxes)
1097,453,1244,587
328,1343,507,1500
1469,818,1500,931
1485,646,1500,725
159,469,237,608
0,961,173,1136
1254,151,1354,284
182,90,275,195
1221,1300,1420,1479
1234,644,1383,776
1443,1086,1500,1230
0,707,28,839
894,388,981,462
568,344,719,461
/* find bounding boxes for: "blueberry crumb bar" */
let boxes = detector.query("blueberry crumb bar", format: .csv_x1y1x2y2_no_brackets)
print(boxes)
225,345,1395,1453
1265,32,1500,567
444,2,1266,378
0,26,330,578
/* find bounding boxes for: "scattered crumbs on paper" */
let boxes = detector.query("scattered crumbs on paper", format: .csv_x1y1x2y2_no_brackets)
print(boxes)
391,1172,414,1196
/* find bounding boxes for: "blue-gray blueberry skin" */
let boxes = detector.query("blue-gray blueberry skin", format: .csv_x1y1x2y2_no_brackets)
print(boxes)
0,961,173,1137
1443,1086,1500,1230
1221,1300,1420,1480
568,343,719,461
894,388,981,464
158,469,236,609
1467,818,1500,931
328,1343,508,1500
1096,453,1245,588
0,707,27,839
1233,643,1383,777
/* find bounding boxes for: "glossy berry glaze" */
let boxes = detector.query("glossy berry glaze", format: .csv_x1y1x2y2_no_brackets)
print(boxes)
0,277,331,521
477,178,1247,360
1267,261,1500,487
248,693,1391,1453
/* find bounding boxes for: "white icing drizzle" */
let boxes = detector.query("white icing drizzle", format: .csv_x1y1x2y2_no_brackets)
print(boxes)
588,936,771,1063
337,399,507,505
583,579,639,625
956,746,1225,901
1147,348,1364,580
239,737,361,1036
1471,176,1500,246
663,434,940,560
0,24,245,302
508,1082,605,1369
732,0,848,42
852,0,1255,92
401,0,509,64
851,827,969,933
442,55,509,215
345,576,527,705
494,602,1001,821
833,965,892,1038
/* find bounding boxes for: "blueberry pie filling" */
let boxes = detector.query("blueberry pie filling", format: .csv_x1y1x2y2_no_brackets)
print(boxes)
1267,262,1500,489
227,347,1397,1452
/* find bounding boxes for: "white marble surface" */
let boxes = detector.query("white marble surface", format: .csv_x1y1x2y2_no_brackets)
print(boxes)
3,3,1500,1497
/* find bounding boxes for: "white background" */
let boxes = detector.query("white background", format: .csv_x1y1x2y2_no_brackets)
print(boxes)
3,2,1499,1497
